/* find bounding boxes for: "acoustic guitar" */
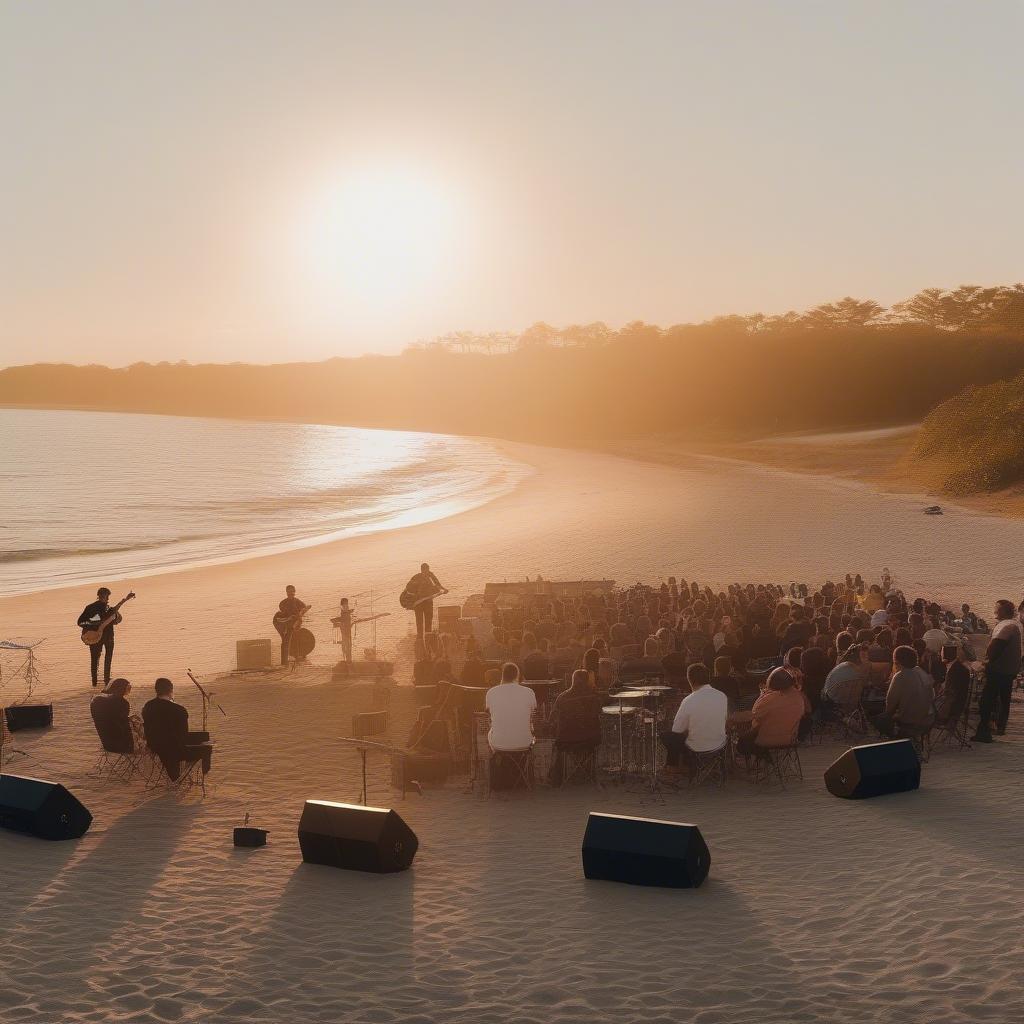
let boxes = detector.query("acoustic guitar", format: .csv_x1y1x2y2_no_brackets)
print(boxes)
273,604,316,661
80,592,136,645
399,586,449,610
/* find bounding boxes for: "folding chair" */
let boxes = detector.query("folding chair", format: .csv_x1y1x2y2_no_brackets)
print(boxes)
690,744,730,788
750,744,803,789
487,747,534,794
92,717,146,783
554,744,598,785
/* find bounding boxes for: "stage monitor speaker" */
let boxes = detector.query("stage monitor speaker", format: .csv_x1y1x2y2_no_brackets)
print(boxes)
236,639,272,671
582,812,710,888
298,801,418,873
824,739,921,799
0,774,92,841
4,704,54,731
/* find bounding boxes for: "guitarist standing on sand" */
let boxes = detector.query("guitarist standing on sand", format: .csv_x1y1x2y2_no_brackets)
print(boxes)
274,585,310,668
78,586,121,687
407,563,445,637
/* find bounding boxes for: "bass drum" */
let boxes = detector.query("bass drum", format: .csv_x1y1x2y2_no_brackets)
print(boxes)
291,627,316,660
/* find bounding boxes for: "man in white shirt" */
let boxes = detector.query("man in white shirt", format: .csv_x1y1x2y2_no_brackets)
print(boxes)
922,618,951,654
660,663,728,777
485,662,537,751
870,608,889,629
973,600,1023,742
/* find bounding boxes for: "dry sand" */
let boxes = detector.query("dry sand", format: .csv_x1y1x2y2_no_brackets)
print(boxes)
3,441,1024,1023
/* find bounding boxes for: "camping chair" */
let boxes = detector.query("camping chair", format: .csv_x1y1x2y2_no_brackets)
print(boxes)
486,747,535,795
750,744,803,789
92,716,146,783
932,673,975,751
142,738,208,797
690,744,730,788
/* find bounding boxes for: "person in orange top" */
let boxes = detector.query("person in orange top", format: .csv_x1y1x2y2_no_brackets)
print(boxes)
737,660,809,756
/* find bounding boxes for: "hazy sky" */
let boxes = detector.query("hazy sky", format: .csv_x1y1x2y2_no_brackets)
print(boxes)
3,0,1022,366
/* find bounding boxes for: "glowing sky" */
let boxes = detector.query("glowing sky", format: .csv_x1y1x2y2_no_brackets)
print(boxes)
2,0,1022,366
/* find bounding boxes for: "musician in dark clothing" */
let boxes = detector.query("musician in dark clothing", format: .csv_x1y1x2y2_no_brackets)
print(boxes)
90,678,134,752
406,563,444,637
142,678,213,779
78,586,121,687
274,585,309,668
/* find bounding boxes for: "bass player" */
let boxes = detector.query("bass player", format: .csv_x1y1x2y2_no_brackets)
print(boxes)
273,585,310,668
78,586,121,687
404,563,446,637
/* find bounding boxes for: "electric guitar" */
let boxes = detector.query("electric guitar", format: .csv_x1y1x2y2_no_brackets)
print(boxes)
80,592,136,645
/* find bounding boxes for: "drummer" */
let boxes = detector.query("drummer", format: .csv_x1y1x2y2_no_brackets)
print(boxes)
659,663,728,778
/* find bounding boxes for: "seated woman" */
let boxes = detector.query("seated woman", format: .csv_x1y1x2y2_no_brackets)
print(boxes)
548,669,602,785
737,667,808,757
90,678,135,754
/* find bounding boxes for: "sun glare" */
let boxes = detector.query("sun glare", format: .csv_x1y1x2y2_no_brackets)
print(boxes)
294,164,459,321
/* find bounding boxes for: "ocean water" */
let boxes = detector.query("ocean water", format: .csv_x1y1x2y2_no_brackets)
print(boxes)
0,409,530,595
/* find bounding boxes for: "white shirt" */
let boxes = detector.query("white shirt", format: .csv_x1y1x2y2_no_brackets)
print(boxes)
485,682,536,751
671,684,728,753
870,609,889,628
922,627,950,653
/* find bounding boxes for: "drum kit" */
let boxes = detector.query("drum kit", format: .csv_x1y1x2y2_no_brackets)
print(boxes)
601,681,677,792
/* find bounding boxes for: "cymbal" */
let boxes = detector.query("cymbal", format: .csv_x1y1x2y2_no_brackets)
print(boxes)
636,685,673,693
613,690,651,698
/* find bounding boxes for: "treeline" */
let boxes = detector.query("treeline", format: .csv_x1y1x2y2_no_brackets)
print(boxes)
913,373,1024,494
3,283,1024,444
417,284,1024,354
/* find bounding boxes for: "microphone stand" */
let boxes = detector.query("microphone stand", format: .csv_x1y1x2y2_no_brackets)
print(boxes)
186,669,227,733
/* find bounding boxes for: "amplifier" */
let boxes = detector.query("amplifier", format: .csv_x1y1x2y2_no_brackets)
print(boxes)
437,606,461,632
236,639,272,671
5,704,54,731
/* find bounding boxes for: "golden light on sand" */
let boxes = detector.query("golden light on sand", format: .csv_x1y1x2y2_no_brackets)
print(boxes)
294,163,459,320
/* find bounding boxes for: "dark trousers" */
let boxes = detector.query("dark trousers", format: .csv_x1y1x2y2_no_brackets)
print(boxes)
158,738,213,780
659,731,695,773
415,600,434,637
89,635,114,685
280,628,293,667
977,667,1016,737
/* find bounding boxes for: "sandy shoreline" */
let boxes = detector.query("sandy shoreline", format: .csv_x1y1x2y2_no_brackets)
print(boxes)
593,429,1024,521
5,435,1024,702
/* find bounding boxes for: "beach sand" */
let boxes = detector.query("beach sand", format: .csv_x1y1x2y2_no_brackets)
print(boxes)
3,441,1023,1023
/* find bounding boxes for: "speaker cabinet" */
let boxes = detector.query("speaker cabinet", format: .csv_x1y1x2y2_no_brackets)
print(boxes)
582,812,710,888
824,739,921,799
298,801,418,873
4,704,54,731
236,639,272,670
0,774,92,840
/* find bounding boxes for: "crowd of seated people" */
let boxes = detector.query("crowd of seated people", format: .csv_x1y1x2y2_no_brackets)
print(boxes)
90,677,214,780
416,575,1021,779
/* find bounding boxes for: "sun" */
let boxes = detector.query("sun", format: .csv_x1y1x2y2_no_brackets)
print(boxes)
294,164,459,320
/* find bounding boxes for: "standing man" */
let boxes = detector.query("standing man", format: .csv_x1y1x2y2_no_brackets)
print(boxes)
972,599,1023,742
334,597,353,663
273,585,309,669
78,586,120,688
406,563,445,637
